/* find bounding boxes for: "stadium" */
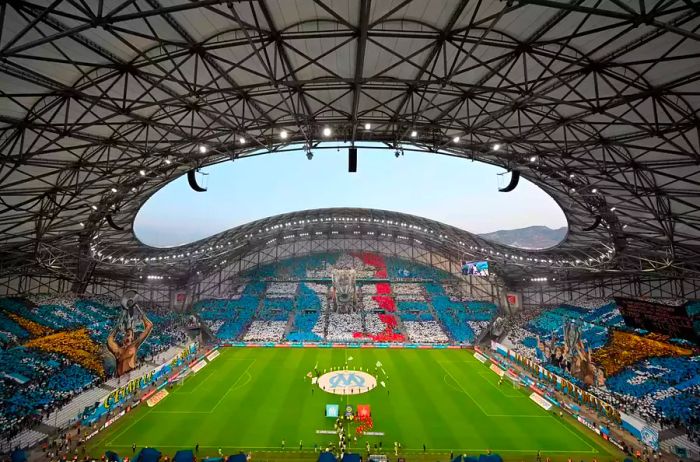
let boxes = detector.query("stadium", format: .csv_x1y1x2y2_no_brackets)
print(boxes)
0,1,699,462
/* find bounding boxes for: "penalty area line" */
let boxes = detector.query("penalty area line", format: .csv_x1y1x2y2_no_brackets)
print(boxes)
208,359,256,413
438,365,491,416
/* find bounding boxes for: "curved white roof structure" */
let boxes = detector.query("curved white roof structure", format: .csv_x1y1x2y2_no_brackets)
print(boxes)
0,0,698,285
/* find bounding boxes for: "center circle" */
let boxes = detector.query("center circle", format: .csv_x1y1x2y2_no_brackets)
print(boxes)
317,370,377,395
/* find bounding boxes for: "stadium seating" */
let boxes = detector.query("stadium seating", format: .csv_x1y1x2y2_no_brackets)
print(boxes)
286,283,325,342
195,253,502,345
0,347,99,439
326,313,364,341
403,321,449,343
242,321,287,341
384,256,453,280
502,299,700,440
0,311,29,348
195,296,258,340
219,253,499,344
430,293,498,344
0,294,188,440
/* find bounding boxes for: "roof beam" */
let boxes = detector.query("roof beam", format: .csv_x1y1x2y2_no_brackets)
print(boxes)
351,0,371,143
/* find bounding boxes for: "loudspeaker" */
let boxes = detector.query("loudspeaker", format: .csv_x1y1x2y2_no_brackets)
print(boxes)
348,147,357,172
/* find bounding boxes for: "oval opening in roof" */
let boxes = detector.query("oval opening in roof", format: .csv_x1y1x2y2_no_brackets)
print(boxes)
134,144,567,249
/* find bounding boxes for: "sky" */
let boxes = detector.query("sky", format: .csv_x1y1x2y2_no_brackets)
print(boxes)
134,144,568,248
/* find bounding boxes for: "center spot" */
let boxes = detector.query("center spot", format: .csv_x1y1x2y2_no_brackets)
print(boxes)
317,370,377,395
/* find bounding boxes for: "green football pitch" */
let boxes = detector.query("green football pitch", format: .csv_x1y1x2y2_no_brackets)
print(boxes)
86,347,623,461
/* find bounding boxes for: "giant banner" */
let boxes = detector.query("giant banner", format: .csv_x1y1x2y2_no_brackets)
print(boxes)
615,297,698,342
107,290,154,376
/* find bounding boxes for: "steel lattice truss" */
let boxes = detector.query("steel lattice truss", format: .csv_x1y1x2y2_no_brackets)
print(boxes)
0,0,699,286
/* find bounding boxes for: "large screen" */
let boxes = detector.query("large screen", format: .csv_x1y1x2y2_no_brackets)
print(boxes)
461,261,489,276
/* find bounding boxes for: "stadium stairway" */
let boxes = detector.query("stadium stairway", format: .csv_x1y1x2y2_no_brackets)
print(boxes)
661,434,700,460
34,422,58,435
284,310,296,339
393,315,408,339
425,298,451,340
319,308,330,339
193,313,217,342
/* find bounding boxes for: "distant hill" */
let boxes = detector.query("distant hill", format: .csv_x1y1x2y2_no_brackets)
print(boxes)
478,226,567,249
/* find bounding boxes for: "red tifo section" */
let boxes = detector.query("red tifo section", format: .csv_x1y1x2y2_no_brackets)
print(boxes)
351,252,405,342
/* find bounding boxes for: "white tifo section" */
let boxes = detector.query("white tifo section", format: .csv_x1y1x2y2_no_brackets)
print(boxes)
266,282,298,297
392,283,424,296
403,321,449,343
317,370,377,395
242,320,287,341
325,314,363,341
364,313,385,334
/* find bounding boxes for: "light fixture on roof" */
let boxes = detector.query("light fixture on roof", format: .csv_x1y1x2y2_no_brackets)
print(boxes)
364,123,371,130
592,188,598,193
131,187,137,192
139,169,146,176
569,173,575,178
492,143,501,151
610,207,616,212
79,222,84,227
198,145,208,154
410,130,417,138
323,127,332,137
529,155,537,163
239,137,246,144
111,187,117,193
91,205,98,210
453,136,460,143
280,130,288,139
165,158,172,165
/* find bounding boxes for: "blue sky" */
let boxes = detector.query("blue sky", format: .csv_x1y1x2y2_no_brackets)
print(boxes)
134,144,567,247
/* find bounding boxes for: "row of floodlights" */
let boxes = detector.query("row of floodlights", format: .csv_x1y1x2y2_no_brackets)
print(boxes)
90,214,614,267
83,138,569,226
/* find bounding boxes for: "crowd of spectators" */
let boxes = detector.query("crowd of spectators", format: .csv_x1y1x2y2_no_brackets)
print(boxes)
500,298,700,444
325,314,364,341
242,320,287,342
200,253,501,346
403,321,449,343
0,293,189,443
